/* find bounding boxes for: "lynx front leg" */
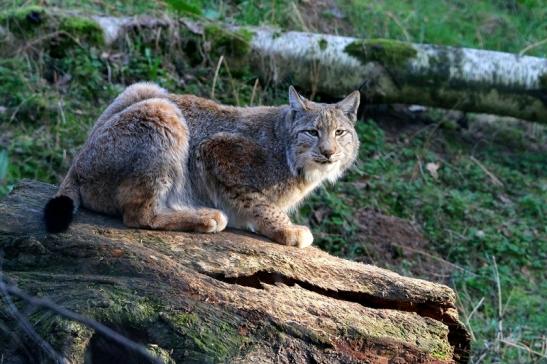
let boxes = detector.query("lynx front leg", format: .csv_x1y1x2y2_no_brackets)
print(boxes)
236,193,313,248
198,133,313,247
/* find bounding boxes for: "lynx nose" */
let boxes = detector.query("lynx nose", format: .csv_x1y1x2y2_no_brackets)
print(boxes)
320,148,336,160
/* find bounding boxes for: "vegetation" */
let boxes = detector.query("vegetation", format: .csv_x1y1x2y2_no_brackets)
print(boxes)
0,0,545,363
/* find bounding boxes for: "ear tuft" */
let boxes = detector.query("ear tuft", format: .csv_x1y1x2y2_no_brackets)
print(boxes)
288,86,309,111
337,90,360,122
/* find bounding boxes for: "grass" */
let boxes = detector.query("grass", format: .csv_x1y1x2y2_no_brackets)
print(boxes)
341,0,547,57
0,0,546,363
297,116,546,362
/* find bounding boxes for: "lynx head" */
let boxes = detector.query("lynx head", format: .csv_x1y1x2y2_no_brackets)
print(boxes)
285,86,360,183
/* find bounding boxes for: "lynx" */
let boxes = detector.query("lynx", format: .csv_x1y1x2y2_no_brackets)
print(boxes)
44,83,360,248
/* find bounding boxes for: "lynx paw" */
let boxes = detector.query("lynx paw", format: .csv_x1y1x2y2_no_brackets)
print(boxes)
196,209,228,233
274,225,314,248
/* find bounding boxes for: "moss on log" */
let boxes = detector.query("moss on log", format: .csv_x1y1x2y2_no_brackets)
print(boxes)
344,39,418,66
0,180,470,363
1,6,104,41
204,24,253,58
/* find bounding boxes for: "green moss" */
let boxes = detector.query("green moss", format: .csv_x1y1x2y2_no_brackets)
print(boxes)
164,311,249,361
204,24,253,58
318,38,328,51
271,30,282,39
0,6,48,32
0,6,47,24
0,7,103,46
146,344,177,364
430,344,452,361
1,8,104,54
344,38,417,66
93,287,160,326
59,16,104,46
33,316,93,355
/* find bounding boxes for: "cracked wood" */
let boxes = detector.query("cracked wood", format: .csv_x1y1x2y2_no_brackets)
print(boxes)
0,180,470,363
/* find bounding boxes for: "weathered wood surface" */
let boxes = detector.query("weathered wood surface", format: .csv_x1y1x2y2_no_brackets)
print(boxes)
0,180,470,363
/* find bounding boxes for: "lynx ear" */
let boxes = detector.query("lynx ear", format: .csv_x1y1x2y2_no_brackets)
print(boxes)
337,91,360,122
288,86,309,112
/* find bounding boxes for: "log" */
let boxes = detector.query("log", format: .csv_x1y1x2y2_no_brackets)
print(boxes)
2,8,545,122
248,29,547,123
92,15,547,123
0,180,470,363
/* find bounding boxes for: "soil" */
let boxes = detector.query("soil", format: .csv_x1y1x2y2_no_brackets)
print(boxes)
353,208,455,283
296,0,354,35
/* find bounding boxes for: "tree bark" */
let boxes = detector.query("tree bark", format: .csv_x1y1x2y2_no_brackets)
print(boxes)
0,180,470,363
91,15,547,123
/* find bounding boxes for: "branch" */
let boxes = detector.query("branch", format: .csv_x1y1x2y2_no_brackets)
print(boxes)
0,271,161,364
0,278,67,363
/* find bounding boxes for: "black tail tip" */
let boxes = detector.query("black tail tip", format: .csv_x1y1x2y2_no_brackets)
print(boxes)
44,195,74,233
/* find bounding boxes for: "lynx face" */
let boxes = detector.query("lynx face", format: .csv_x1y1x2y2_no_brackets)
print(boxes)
286,87,360,183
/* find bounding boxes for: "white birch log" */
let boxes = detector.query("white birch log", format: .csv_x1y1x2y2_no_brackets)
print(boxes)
247,28,547,123
53,15,547,123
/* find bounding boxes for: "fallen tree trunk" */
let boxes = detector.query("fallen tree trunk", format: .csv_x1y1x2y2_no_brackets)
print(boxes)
248,29,547,122
93,15,547,123
0,180,470,363
2,8,545,122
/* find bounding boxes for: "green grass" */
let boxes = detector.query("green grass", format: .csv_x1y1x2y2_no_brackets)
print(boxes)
0,1,546,362
341,0,547,57
297,117,546,362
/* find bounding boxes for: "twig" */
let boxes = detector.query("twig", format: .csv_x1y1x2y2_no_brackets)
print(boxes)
389,242,478,277
289,1,309,32
474,348,489,364
210,55,224,100
154,27,162,52
464,296,484,341
0,276,161,364
470,156,504,187
475,28,484,49
415,154,425,180
500,338,547,359
9,97,32,123
492,256,502,319
270,0,276,23
16,31,83,55
56,99,67,148
221,60,241,106
0,278,67,363
250,78,260,106
467,296,485,323
519,37,547,56
385,11,411,41
491,255,504,357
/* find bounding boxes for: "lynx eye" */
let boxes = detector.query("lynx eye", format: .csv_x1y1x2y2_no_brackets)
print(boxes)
304,129,319,137
335,129,346,136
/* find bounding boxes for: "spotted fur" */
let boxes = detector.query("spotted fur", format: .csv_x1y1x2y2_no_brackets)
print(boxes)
44,83,360,248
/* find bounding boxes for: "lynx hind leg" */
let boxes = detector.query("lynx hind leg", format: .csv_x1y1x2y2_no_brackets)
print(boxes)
121,194,228,233
118,170,228,233
111,97,227,233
